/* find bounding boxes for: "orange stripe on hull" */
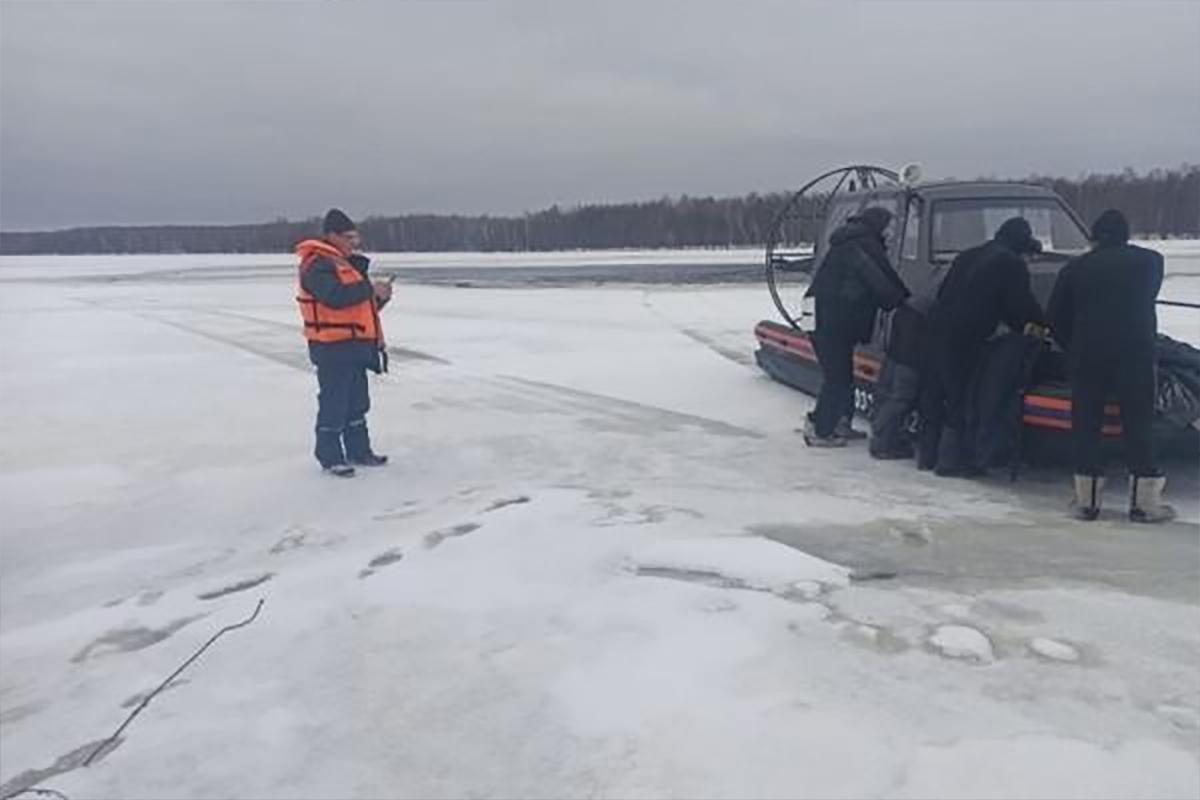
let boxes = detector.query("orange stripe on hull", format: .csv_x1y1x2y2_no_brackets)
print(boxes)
1023,415,1123,435
1025,395,1121,416
756,328,881,382
757,324,1124,438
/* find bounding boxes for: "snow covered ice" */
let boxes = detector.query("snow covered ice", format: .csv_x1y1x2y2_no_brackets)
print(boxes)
1,245,1198,799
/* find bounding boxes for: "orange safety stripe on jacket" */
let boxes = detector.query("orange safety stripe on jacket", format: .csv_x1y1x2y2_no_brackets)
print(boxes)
294,239,382,344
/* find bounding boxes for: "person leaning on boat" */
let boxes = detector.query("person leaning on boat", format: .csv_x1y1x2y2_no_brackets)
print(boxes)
917,217,1046,476
802,207,909,447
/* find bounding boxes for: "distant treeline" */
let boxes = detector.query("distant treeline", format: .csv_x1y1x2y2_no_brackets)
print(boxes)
2,166,1197,255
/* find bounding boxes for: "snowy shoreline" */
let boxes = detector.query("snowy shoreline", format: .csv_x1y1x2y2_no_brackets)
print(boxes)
1,239,1197,276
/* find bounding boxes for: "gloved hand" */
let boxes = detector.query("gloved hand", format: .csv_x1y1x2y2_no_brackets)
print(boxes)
1023,322,1049,340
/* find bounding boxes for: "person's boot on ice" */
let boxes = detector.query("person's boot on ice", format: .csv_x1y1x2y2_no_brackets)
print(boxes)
1070,474,1105,521
345,418,388,467
316,426,355,477
1129,475,1176,523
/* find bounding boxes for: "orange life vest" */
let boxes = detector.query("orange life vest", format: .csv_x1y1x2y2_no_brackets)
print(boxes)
294,239,382,344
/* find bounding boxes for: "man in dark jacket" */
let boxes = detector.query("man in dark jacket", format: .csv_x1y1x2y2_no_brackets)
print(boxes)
919,217,1046,475
803,207,909,447
1048,209,1174,523
295,209,393,477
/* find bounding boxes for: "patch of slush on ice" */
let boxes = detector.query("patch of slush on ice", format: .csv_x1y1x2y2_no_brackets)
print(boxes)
1028,637,1080,663
788,580,824,599
928,625,995,663
632,536,850,591
894,735,1200,799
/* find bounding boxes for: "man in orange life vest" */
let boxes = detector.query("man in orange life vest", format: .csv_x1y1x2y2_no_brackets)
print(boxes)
295,209,392,477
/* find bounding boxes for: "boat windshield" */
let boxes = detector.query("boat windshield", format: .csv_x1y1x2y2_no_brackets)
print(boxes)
932,198,1089,257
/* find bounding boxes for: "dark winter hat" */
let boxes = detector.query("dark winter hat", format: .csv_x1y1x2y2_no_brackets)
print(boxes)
994,217,1041,254
851,206,893,235
1091,209,1130,245
323,208,357,235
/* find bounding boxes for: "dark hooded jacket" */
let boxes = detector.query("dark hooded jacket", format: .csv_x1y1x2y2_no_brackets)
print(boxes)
927,218,1046,349
807,211,909,343
1047,211,1163,362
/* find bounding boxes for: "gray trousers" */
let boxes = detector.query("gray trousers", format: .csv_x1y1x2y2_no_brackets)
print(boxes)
871,359,920,455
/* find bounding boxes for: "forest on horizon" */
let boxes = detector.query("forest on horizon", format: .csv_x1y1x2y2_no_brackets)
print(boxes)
2,166,1197,255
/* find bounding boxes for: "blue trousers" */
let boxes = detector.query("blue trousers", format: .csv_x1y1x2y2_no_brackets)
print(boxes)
314,361,371,467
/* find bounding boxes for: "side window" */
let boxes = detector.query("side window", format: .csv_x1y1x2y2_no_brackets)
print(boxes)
901,198,922,261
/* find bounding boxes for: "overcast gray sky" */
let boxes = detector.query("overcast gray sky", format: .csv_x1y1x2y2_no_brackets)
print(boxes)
1,0,1197,230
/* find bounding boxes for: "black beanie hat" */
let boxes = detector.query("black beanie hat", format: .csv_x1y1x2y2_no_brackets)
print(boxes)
323,208,356,235
1091,209,1130,245
994,217,1041,254
851,206,893,235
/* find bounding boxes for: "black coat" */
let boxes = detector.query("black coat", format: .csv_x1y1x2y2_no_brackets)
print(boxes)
807,221,909,343
928,239,1045,350
302,253,384,372
966,332,1045,471
1047,242,1163,363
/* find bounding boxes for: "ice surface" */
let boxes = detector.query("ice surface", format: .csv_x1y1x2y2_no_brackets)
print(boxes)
631,536,851,590
1029,637,1081,663
929,625,996,663
894,735,1200,800
0,248,1197,799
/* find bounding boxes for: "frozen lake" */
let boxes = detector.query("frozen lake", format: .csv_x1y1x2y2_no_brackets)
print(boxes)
3,241,1197,342
1,248,1197,799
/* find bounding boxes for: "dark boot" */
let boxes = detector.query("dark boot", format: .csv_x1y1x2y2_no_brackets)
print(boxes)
316,426,346,466
870,440,915,460
934,428,985,477
344,419,388,467
835,417,868,441
799,416,847,447
315,427,355,476
934,428,966,477
917,425,940,471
